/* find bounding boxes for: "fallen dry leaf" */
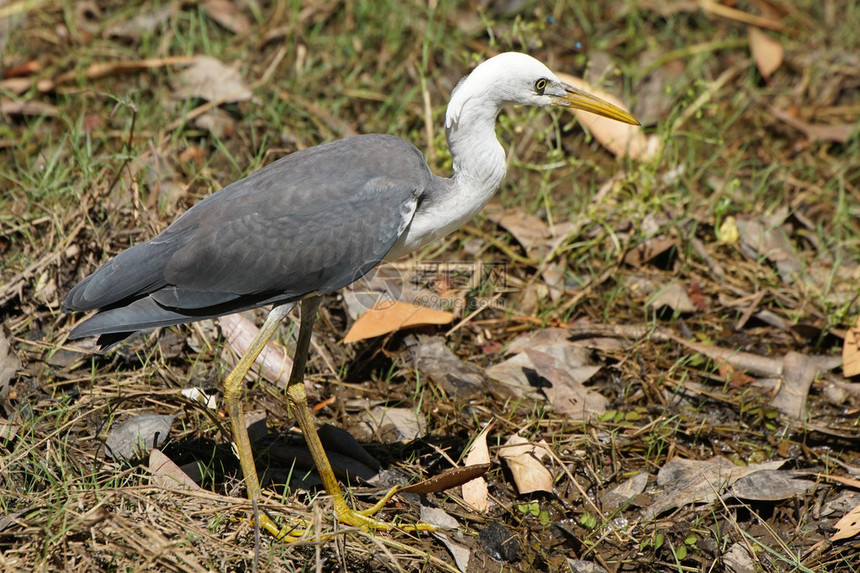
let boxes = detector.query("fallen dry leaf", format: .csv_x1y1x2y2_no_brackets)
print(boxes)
0,77,32,96
419,506,460,530
842,316,860,378
498,434,553,495
699,0,784,30
3,59,42,78
407,335,484,396
180,387,217,410
486,208,549,255
202,0,251,34
401,463,491,495
735,216,800,282
723,543,757,573
149,449,201,490
649,281,699,314
541,262,566,302
623,237,677,268
0,329,21,405
831,502,860,541
38,56,197,93
770,351,818,418
219,312,295,389
602,472,648,509
171,56,252,103
749,27,783,79
429,529,470,572
644,457,784,519
360,406,426,442
343,301,453,343
729,470,815,501
487,328,596,399
557,72,658,161
0,418,20,441
105,413,178,460
525,348,606,420
633,55,684,126
461,422,493,511
105,4,173,39
484,206,576,269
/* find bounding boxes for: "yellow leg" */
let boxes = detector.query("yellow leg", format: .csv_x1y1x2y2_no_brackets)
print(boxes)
222,302,294,536
223,297,433,542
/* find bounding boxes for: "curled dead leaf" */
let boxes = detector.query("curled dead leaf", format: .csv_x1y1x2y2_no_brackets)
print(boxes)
498,434,553,495
400,463,491,495
344,301,453,343
749,27,783,79
462,422,493,511
831,502,860,541
842,316,860,378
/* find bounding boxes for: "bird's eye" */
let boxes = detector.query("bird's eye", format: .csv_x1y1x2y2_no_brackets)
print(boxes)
535,78,548,94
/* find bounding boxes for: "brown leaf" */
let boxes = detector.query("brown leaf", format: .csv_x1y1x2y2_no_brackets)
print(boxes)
400,463,491,494
343,301,453,343
487,328,595,399
0,418,20,441
485,208,549,255
0,329,21,405
718,361,756,387
556,72,659,160
149,449,201,490
623,237,677,268
0,78,32,96
748,27,783,79
39,56,197,93
831,502,860,541
842,316,860,378
360,406,426,442
649,281,699,314
735,216,800,282
171,56,252,103
525,348,606,420
461,422,493,511
770,351,818,419
498,434,553,495
104,5,173,39
202,0,251,34
699,0,785,30
431,530,470,572
220,312,294,389
3,60,42,78
644,457,784,519
407,335,484,396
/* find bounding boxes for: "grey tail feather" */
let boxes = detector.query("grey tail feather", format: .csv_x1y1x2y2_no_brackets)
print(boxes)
68,293,300,350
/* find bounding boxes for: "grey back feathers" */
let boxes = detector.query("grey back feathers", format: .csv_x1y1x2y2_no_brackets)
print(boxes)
63,134,431,346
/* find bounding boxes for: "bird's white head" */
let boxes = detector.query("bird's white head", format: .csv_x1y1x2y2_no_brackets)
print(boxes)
445,52,638,130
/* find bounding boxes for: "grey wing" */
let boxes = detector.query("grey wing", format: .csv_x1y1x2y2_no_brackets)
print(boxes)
63,134,429,344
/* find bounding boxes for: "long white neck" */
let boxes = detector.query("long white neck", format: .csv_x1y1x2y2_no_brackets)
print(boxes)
385,84,507,260
446,97,507,204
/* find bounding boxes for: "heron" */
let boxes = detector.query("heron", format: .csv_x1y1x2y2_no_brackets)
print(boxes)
63,52,639,538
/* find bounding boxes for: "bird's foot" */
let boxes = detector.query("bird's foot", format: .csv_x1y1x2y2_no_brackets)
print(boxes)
258,485,435,542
